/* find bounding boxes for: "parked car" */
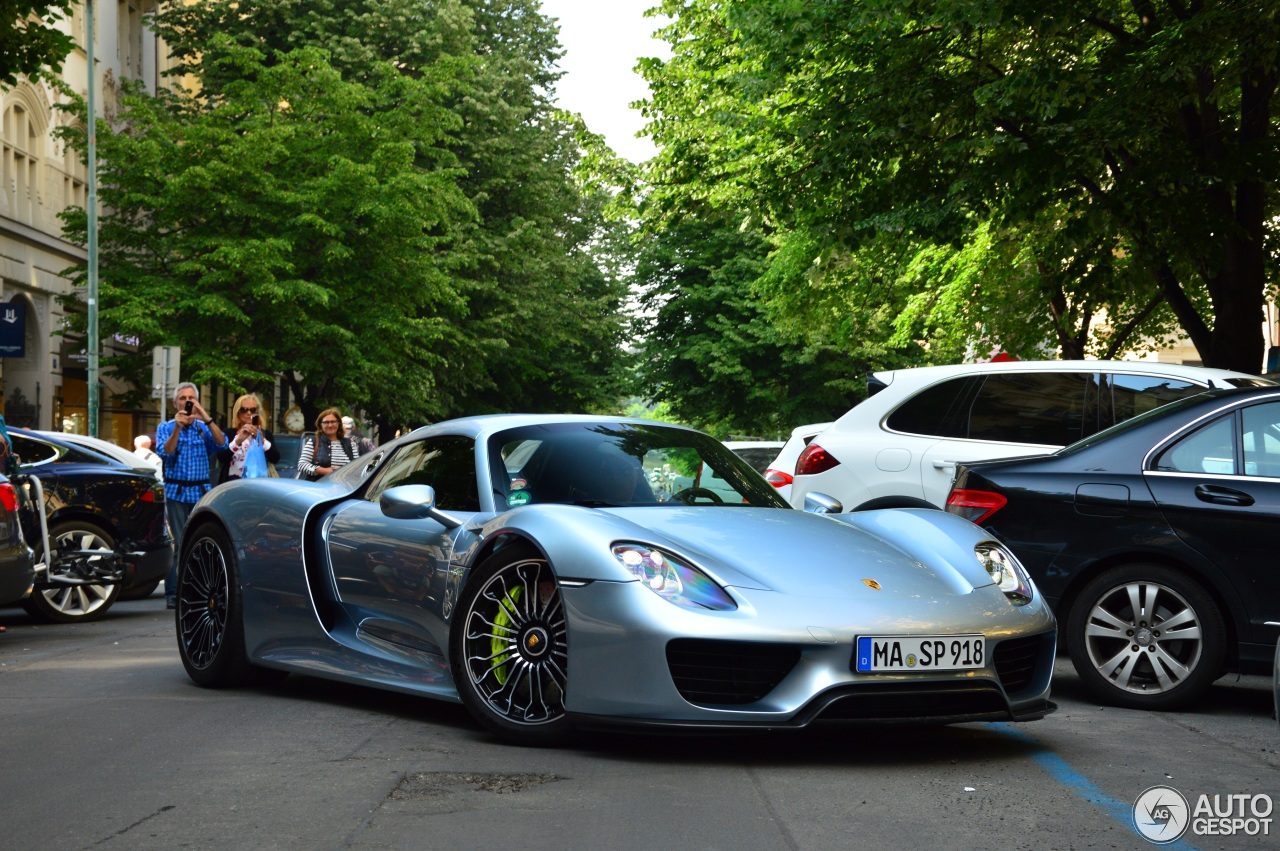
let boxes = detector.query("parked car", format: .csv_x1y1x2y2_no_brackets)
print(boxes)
3,429,171,621
764,422,832,503
698,440,786,502
723,440,785,473
945,386,1280,710
174,414,1055,745
791,360,1273,512
266,433,305,480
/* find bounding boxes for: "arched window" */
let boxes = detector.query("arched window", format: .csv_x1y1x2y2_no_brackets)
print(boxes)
2,100,42,223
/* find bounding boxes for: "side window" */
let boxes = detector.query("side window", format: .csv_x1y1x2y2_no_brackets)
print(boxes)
1103,374,1200,430
966,373,1093,446
1155,417,1236,475
364,436,479,511
10,434,59,465
1241,402,1280,478
885,376,982,438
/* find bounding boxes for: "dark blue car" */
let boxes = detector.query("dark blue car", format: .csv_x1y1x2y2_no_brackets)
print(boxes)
1,429,171,622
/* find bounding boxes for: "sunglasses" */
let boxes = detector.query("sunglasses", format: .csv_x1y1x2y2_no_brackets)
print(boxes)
240,407,258,414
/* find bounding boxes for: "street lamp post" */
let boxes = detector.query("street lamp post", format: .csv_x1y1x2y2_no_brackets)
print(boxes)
86,0,99,437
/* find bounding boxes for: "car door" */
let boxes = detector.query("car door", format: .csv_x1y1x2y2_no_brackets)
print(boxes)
916,371,1099,506
323,435,480,657
1144,401,1280,645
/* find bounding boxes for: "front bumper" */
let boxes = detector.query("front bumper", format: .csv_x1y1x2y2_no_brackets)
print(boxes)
559,580,1057,726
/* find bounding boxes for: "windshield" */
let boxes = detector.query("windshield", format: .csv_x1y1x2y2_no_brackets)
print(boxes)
488,422,788,509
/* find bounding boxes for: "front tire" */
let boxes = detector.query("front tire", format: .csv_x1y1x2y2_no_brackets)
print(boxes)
450,550,571,745
177,523,285,687
23,520,122,623
1066,564,1225,710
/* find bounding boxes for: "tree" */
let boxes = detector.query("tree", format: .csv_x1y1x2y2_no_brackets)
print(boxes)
63,0,630,431
0,1,74,87
643,1,1280,372
791,210,1191,365
631,211,908,436
60,40,471,427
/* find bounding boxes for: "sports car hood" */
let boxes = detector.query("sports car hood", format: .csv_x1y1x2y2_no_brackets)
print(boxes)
604,507,996,599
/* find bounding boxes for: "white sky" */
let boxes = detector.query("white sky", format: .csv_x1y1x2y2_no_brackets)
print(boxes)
539,0,671,163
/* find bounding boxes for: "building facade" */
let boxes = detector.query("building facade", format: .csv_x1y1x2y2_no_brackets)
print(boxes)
1,2,170,442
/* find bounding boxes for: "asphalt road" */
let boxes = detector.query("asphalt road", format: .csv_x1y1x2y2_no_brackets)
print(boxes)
1,593,1276,851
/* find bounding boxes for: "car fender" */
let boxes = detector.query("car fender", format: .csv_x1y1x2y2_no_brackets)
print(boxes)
467,505,670,584
824,508,1002,593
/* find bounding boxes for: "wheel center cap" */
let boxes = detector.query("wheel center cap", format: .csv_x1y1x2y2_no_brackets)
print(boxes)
522,626,549,658
1134,626,1154,646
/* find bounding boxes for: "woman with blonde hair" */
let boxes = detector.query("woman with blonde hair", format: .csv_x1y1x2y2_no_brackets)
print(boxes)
216,393,280,484
296,407,361,480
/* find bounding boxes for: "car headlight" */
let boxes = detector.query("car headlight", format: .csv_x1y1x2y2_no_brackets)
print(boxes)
975,543,1034,606
612,544,737,611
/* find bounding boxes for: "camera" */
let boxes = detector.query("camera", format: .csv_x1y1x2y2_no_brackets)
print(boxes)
184,400,194,415
252,414,260,426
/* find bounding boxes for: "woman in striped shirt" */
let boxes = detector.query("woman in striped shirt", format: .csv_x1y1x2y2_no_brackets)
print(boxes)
297,407,361,480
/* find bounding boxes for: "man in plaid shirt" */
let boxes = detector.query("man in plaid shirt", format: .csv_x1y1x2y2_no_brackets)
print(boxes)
157,382,227,609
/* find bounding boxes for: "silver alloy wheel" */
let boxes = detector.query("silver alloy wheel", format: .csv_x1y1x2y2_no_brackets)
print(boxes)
460,558,568,725
178,536,230,670
1081,579,1204,695
36,527,119,619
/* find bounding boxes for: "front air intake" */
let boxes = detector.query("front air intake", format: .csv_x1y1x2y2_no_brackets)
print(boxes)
666,639,801,705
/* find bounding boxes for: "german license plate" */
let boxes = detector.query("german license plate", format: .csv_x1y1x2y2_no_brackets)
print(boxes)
855,635,986,672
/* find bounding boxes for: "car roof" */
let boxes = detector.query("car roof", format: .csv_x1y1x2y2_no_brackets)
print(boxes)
19,428,156,470
408,414,704,443
870,359,1271,386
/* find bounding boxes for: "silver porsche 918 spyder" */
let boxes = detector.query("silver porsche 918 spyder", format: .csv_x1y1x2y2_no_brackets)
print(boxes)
176,415,1056,745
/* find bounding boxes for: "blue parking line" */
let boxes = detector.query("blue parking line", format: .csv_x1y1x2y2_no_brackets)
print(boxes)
991,722,1200,850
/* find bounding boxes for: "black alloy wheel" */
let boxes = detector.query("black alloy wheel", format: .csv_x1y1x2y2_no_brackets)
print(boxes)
450,550,570,746
177,523,285,687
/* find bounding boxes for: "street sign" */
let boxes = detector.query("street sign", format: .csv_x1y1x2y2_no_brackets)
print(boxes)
151,346,180,400
0,302,26,358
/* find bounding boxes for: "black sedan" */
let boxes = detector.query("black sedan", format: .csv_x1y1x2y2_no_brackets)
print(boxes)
3,429,171,622
946,387,1280,710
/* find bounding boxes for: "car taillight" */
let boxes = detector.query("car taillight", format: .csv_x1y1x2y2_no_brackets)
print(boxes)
142,483,164,503
945,489,1007,524
763,468,792,488
795,443,840,476
0,483,16,512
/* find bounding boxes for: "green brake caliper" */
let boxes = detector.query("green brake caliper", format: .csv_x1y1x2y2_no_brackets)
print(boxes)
491,585,523,685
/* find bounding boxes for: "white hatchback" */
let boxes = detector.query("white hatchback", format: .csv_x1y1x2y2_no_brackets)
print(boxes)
790,360,1274,512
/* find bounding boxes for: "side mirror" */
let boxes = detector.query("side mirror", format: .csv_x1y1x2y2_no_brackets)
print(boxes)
379,484,461,528
803,492,843,515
